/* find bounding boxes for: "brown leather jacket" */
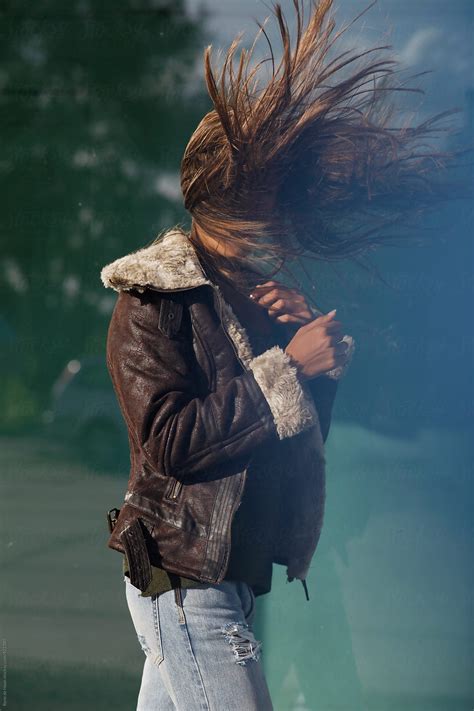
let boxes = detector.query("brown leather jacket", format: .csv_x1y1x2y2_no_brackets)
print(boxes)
100,228,355,600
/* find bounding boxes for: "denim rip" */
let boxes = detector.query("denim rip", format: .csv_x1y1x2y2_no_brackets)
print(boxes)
221,621,263,666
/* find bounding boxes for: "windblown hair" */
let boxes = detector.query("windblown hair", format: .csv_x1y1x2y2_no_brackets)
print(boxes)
178,0,464,299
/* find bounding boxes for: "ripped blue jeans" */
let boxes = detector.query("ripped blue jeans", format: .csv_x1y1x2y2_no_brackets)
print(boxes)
124,575,274,710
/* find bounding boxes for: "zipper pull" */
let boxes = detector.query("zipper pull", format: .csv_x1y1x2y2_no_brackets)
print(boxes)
301,578,310,601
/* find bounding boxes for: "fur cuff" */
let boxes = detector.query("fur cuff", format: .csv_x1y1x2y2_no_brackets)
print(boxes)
248,345,318,439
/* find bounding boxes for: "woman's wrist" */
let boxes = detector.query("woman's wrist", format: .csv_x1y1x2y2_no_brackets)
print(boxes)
284,347,308,381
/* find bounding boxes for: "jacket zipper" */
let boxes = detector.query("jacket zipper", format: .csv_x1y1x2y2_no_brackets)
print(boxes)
166,477,182,500
215,465,249,581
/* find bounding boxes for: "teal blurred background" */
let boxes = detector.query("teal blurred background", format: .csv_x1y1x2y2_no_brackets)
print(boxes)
1,1,472,709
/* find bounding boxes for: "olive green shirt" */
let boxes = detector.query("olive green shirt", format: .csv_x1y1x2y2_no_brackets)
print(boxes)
123,555,204,597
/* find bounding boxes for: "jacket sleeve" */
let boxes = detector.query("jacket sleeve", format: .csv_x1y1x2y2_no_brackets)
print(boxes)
106,289,320,480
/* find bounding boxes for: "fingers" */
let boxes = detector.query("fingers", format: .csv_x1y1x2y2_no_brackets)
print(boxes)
306,317,343,333
251,285,303,307
250,284,313,323
333,340,349,355
270,302,312,320
325,332,344,348
327,353,348,372
275,312,311,324
266,297,304,315
249,283,284,302
324,320,343,332
250,285,347,342
307,309,342,331
250,281,307,303
334,350,349,365
319,308,337,320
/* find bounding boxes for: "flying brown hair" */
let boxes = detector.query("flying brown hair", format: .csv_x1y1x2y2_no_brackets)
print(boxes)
175,0,466,301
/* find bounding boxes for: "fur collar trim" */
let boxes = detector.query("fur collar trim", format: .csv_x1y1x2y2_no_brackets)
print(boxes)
100,228,212,293
100,229,265,380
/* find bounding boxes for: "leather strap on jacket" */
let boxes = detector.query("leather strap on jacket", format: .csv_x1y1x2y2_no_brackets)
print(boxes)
120,519,153,591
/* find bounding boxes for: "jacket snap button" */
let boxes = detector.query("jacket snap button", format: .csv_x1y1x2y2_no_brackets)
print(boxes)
168,313,174,319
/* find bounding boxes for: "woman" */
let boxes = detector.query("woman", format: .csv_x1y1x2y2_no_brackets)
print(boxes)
100,1,458,708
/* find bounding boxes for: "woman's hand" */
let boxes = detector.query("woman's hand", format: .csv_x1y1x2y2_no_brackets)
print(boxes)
284,310,349,381
249,280,314,324
249,280,353,380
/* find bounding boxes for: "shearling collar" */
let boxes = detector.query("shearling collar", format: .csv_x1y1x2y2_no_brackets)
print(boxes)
100,225,261,378
100,228,212,293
